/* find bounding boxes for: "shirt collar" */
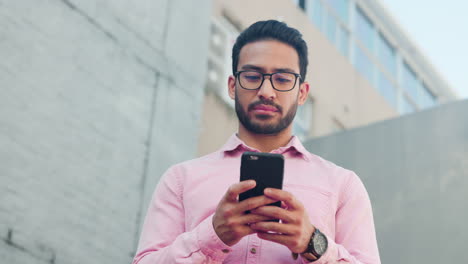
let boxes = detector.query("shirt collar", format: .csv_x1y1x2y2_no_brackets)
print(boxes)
221,133,310,161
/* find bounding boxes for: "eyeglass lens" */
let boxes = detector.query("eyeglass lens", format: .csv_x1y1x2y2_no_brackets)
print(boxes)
238,71,296,91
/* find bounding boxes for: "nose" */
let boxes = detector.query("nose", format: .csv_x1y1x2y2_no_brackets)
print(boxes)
256,75,276,100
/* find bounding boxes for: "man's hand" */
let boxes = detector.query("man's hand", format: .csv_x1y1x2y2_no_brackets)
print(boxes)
213,180,278,246
249,188,315,254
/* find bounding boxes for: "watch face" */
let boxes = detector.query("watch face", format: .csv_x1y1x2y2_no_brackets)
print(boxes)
313,231,328,255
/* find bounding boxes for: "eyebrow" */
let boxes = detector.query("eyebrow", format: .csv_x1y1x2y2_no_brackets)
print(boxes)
240,64,298,73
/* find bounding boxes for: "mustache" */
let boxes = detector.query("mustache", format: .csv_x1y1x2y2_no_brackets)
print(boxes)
248,99,283,113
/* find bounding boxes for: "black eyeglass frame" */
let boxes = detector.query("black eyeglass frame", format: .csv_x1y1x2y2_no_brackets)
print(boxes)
234,70,302,92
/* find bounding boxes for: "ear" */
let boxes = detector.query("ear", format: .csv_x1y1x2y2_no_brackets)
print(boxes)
297,81,310,105
228,75,236,100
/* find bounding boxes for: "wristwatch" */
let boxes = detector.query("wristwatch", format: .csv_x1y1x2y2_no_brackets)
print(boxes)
301,228,328,261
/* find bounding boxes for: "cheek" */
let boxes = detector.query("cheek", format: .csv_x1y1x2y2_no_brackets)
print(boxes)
279,95,297,109
236,91,256,106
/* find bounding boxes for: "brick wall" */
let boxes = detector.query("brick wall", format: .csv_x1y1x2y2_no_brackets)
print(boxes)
0,0,211,263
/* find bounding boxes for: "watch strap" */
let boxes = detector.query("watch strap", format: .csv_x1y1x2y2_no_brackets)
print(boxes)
304,228,326,259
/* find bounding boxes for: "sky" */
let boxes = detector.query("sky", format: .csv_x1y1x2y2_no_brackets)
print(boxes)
380,0,468,99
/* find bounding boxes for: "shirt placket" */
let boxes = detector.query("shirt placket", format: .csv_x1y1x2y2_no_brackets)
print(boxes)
246,234,261,264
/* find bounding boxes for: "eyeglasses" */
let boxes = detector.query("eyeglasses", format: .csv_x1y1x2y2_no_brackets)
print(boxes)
235,71,301,92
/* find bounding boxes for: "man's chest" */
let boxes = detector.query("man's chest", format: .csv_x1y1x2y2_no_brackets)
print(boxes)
181,161,338,236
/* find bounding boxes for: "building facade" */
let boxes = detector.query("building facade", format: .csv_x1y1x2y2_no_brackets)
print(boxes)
198,0,459,156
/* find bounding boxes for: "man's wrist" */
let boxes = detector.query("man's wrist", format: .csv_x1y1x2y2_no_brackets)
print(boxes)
301,252,318,262
300,228,328,262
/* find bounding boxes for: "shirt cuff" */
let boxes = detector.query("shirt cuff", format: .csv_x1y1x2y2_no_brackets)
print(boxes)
196,214,233,262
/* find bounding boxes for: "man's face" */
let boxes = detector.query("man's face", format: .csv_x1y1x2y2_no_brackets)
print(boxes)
228,40,309,135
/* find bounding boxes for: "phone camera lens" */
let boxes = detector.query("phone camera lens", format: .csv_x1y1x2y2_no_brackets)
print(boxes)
249,155,259,160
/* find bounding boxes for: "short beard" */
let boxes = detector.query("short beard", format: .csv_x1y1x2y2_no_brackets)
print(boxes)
235,91,298,135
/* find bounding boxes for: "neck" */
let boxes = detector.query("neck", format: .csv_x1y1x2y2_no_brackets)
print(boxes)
237,125,294,153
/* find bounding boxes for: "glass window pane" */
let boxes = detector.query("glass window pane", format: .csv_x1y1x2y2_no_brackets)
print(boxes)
328,0,349,23
299,0,306,10
378,71,397,108
326,11,337,43
311,0,324,31
377,33,396,76
355,45,374,85
402,96,416,114
419,83,437,109
338,26,349,56
402,63,419,101
355,7,374,52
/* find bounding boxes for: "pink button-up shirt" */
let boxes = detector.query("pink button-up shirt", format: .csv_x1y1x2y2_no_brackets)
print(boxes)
133,134,381,264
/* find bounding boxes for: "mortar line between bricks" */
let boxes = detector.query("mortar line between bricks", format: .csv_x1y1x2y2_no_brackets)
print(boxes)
132,71,160,251
59,0,118,43
59,0,161,75
161,0,172,53
2,229,55,264
157,0,203,85
60,0,201,88
115,17,162,56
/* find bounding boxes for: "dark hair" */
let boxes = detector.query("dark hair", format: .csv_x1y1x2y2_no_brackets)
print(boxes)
232,20,308,82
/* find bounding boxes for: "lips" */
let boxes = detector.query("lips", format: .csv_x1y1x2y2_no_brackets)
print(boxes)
252,104,279,112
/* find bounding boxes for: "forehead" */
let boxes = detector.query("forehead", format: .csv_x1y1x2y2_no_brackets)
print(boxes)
237,40,300,73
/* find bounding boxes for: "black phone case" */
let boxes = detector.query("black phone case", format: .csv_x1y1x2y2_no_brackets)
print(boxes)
239,152,284,208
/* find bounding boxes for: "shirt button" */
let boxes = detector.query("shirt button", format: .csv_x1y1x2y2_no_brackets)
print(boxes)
250,248,257,254
222,249,230,253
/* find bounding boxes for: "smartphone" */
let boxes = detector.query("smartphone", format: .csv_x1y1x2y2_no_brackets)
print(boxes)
239,152,284,209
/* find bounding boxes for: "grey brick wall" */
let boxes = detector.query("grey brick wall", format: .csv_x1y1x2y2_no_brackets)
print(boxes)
304,99,468,263
0,0,211,263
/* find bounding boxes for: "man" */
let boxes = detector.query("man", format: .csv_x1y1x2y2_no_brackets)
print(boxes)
133,20,380,263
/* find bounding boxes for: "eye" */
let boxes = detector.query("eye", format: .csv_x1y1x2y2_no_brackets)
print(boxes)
273,73,294,83
241,72,262,82
245,75,260,81
276,78,291,83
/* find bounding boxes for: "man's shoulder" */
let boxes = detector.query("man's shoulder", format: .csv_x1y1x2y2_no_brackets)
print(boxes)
305,151,358,182
169,149,224,171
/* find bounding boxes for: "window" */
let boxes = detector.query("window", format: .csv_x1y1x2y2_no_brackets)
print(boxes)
206,18,239,107
355,7,374,52
337,26,349,56
377,71,397,108
310,0,324,31
299,0,306,10
402,96,416,114
328,0,349,23
326,12,337,43
309,0,350,57
402,63,419,102
377,33,396,76
355,45,374,85
419,83,437,109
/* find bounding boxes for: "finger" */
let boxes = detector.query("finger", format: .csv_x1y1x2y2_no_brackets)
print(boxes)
224,180,256,202
256,231,290,245
238,225,258,237
264,188,302,210
238,213,277,224
256,232,305,253
250,206,295,223
237,195,278,213
250,221,293,235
